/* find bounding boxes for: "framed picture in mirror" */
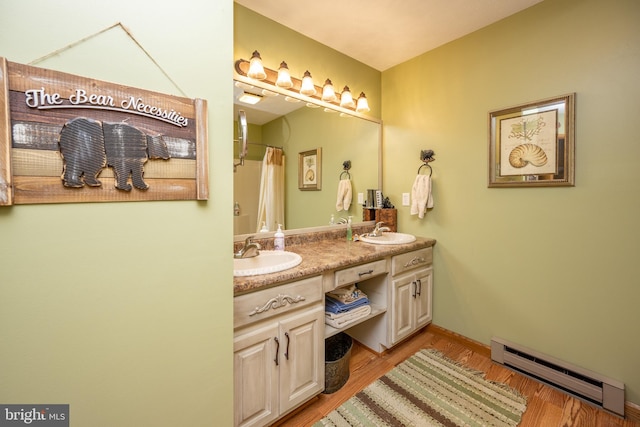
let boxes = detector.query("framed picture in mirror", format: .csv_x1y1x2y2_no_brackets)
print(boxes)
488,93,575,187
298,148,322,190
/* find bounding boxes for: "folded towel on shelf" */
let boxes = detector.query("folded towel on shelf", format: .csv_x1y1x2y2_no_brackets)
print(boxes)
410,174,433,219
326,284,367,304
335,178,352,211
325,294,370,314
325,305,372,328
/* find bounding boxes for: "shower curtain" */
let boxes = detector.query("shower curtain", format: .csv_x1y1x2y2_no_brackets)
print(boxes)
256,147,285,233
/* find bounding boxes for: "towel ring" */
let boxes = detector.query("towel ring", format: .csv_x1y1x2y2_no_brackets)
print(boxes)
417,163,432,176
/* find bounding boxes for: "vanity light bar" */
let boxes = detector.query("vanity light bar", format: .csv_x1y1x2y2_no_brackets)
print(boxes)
234,56,370,114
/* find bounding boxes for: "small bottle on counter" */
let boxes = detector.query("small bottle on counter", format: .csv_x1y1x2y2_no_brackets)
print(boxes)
234,202,240,216
274,224,285,251
346,216,353,242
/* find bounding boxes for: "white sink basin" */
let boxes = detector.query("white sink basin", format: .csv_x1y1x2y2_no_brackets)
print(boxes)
360,232,416,245
233,250,302,276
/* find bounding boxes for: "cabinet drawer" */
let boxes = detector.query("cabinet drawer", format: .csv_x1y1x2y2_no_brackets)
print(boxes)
334,259,387,289
234,276,323,329
391,247,432,276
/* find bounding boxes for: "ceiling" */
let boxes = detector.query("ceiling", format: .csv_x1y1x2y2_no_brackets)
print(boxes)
235,0,543,71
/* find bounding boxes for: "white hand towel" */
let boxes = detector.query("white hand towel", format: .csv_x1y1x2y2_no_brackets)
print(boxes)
410,175,433,219
335,178,352,211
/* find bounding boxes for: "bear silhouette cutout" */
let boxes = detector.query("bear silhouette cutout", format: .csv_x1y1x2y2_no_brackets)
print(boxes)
58,117,170,191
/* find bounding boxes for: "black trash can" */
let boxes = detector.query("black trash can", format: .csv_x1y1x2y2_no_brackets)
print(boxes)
324,332,353,394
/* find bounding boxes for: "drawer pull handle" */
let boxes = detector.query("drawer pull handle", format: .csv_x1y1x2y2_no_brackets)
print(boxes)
249,294,306,316
358,269,374,277
404,257,426,268
274,337,280,366
284,332,290,360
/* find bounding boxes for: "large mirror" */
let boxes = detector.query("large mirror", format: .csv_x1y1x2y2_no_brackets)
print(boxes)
233,77,382,236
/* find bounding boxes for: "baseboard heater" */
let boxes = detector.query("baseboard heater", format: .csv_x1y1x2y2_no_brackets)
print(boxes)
491,337,625,417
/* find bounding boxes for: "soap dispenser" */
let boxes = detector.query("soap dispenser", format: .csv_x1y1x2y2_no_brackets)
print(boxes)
346,216,353,242
274,224,285,251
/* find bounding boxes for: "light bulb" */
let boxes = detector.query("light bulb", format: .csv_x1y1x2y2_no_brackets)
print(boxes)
300,71,316,96
340,86,355,108
321,79,337,102
276,61,293,88
356,92,370,113
247,50,267,80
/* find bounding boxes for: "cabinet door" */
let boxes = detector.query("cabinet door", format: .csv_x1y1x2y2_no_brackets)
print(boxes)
414,267,433,329
278,305,324,415
391,273,415,345
234,322,279,427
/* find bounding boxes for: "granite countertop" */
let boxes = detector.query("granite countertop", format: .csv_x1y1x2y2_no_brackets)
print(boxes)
233,236,436,296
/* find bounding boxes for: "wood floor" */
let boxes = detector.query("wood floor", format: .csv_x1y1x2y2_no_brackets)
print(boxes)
273,325,640,427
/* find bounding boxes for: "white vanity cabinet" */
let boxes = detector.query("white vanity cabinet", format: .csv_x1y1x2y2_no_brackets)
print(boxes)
389,247,433,346
233,276,324,427
233,237,436,426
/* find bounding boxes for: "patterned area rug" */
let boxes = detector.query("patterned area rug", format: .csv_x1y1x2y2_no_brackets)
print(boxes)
314,348,527,427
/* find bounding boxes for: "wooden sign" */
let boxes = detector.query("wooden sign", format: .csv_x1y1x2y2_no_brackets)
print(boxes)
0,57,208,206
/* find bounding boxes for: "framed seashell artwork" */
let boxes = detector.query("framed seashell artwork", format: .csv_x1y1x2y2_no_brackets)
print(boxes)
488,93,575,187
298,147,322,190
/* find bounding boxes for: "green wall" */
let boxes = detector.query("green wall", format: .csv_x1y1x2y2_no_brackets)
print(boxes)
382,0,640,404
0,1,233,426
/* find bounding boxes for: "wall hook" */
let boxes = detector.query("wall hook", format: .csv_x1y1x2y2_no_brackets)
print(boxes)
420,149,435,163
418,150,435,176
340,160,351,179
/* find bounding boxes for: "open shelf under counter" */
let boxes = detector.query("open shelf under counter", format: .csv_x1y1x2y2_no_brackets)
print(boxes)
324,303,386,339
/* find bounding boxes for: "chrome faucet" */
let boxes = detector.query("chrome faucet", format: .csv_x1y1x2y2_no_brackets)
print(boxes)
367,222,391,237
336,217,349,225
234,236,261,259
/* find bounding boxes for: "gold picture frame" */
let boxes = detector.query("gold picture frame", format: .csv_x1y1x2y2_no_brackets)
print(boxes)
488,93,575,187
298,148,322,190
